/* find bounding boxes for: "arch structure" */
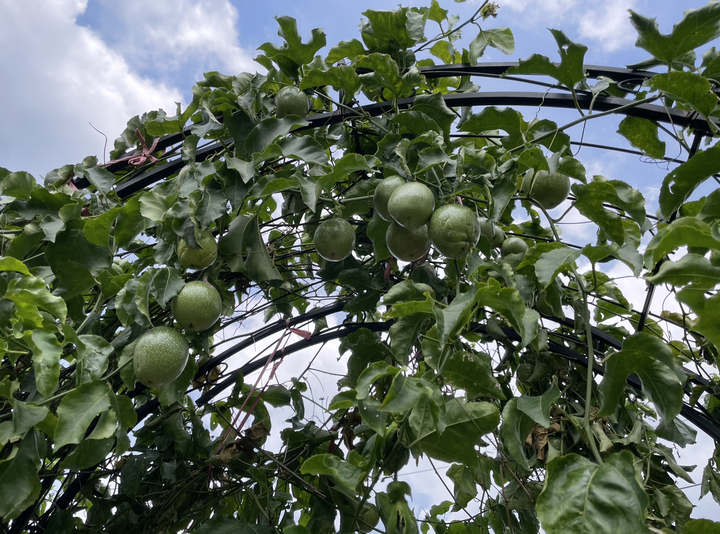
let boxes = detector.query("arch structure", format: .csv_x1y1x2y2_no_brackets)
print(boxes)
3,3,720,533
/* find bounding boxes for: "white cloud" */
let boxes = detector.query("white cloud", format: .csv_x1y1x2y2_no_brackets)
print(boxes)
491,0,639,53
576,0,638,52
91,0,256,79
0,0,182,176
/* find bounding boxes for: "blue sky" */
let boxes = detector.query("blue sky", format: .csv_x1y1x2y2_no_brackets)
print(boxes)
1,0,719,521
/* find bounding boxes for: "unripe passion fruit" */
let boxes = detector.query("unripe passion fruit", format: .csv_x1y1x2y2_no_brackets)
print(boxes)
178,230,218,270
133,327,189,388
501,237,528,258
314,219,355,262
276,86,309,118
171,280,223,333
478,217,505,247
387,182,435,228
386,222,430,262
372,176,405,221
429,204,481,259
522,170,571,210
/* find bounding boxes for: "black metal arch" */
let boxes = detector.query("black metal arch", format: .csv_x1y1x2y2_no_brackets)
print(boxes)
74,62,713,199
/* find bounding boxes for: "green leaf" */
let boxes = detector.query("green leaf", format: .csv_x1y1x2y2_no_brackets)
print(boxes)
469,27,514,65
659,144,720,219
83,166,115,195
647,72,718,118
356,362,401,400
25,330,63,398
83,206,121,248
150,267,185,309
535,247,581,289
260,16,327,67
537,451,650,534
499,398,536,471
409,391,445,442
517,379,561,427
6,401,49,445
617,116,666,159
190,188,227,230
158,358,198,407
476,279,539,348
686,520,720,534
60,436,115,472
0,430,45,520
677,288,720,348
446,464,478,510
441,351,505,400
381,376,430,413
326,39,366,64
246,116,308,156
629,3,720,69
114,196,145,250
300,453,366,492
417,399,499,465
389,314,427,367
0,257,30,276
279,135,328,165
1,171,35,200
244,215,282,282
646,253,720,289
300,65,361,97
362,8,417,49
598,332,684,434
644,217,720,268
505,29,587,88
75,334,113,385
54,380,112,450
4,275,67,327
355,54,423,100
434,285,478,349
460,106,527,150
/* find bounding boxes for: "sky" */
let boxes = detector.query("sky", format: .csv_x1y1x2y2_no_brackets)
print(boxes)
1,0,719,523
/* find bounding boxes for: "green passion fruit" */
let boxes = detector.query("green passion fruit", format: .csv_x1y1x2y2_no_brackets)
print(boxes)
478,217,505,248
387,182,435,228
522,170,571,210
133,327,189,388
314,219,355,262
171,280,223,333
428,204,481,259
386,222,431,262
372,176,405,221
178,230,218,270
276,86,309,118
501,237,529,257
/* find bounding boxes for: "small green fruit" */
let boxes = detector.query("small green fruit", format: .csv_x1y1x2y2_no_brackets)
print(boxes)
387,182,435,228
501,237,528,257
133,327,189,388
429,204,481,259
276,86,309,118
522,170,570,210
373,176,405,221
178,230,218,270
171,281,223,333
386,222,430,262
478,217,505,247
314,219,355,262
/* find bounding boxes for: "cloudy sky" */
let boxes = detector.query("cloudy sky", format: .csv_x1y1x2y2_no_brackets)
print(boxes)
1,0,719,521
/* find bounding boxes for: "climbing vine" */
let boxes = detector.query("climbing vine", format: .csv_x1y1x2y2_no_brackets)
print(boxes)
2,1,720,533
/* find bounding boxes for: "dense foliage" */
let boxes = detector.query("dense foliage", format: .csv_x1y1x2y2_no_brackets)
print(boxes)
2,1,720,532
